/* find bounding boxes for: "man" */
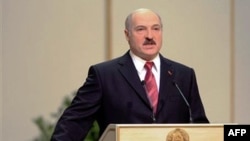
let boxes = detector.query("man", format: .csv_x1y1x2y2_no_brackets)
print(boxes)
51,8,209,141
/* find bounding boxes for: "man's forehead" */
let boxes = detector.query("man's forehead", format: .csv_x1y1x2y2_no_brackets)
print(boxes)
125,8,162,30
132,15,161,27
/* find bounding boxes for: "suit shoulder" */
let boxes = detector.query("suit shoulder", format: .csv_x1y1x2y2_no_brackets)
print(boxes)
91,56,123,70
92,51,131,69
162,57,193,70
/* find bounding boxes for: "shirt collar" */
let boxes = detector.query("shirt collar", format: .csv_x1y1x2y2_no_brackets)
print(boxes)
129,50,160,72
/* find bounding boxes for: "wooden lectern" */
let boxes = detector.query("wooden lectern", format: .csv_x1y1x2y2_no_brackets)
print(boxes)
99,124,224,141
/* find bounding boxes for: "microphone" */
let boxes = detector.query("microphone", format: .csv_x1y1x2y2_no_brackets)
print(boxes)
141,80,146,86
168,70,193,123
172,80,193,123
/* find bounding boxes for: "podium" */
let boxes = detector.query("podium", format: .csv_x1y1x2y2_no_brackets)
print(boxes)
99,124,224,141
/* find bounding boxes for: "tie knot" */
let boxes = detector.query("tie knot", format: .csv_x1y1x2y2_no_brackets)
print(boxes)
144,61,154,71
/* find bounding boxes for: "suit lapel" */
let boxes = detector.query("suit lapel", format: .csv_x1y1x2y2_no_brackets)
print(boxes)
156,55,175,113
118,52,152,108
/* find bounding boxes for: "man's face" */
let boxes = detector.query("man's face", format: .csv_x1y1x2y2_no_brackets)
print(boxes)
125,10,162,61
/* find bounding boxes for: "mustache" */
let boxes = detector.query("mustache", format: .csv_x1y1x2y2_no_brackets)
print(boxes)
143,39,156,45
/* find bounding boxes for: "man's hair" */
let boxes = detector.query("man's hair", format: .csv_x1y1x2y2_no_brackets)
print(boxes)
125,8,163,31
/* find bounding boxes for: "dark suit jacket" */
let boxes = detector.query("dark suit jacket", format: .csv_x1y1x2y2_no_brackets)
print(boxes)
51,51,209,141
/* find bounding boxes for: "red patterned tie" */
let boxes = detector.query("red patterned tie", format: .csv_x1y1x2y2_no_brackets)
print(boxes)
144,62,158,114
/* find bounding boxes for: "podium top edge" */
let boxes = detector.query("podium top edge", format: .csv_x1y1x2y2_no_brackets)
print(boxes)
107,123,238,128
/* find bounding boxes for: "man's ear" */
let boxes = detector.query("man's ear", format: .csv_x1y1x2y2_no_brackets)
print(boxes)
124,29,129,41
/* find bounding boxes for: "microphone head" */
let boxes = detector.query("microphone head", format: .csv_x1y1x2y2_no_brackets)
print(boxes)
141,80,146,85
171,79,177,86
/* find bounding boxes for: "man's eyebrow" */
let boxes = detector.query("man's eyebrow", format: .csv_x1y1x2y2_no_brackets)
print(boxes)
152,24,161,27
135,25,146,28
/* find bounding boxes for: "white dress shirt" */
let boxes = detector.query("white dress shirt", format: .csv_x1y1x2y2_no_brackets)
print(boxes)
129,51,161,91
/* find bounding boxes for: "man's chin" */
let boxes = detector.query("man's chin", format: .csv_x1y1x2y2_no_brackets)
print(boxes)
141,52,158,60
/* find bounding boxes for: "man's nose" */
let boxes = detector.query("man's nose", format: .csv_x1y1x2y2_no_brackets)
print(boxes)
145,30,153,39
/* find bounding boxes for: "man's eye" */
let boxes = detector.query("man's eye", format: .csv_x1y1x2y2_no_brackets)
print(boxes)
153,27,161,30
136,28,144,31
